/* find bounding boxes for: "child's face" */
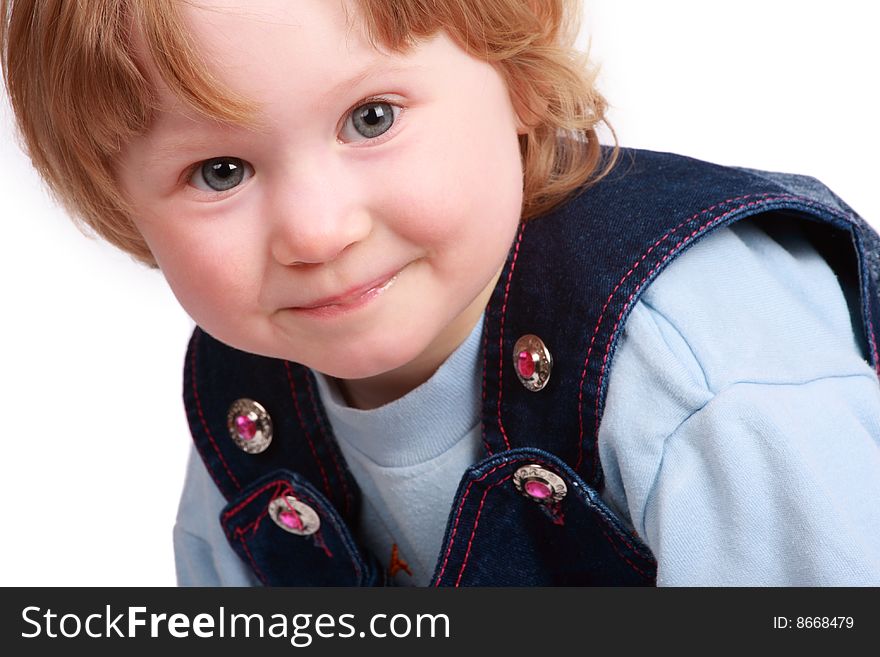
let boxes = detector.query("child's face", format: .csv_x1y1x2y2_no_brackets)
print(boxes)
118,0,525,386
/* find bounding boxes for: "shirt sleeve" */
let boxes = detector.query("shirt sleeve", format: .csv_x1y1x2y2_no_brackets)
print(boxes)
173,446,262,586
598,216,880,585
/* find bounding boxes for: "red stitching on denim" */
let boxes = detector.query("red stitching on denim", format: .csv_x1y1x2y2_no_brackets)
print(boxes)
591,207,745,432
284,362,333,500
237,536,268,585
495,223,526,452
599,527,653,580
864,281,880,374
280,487,337,560
225,478,363,581
304,372,353,516
223,479,291,520
434,461,511,585
575,193,861,479
440,456,654,585
588,194,865,476
480,316,493,456
236,490,290,538
292,487,361,580
311,529,335,560
589,197,818,477
234,486,334,556
190,330,241,490
453,481,498,586
870,329,880,376
573,193,772,473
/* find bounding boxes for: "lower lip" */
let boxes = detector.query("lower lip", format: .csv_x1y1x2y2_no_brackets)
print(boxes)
291,270,401,319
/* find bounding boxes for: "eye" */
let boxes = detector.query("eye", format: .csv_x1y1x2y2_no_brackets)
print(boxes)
340,100,401,142
189,157,253,192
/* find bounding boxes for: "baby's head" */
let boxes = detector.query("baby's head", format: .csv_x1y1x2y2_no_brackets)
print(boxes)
2,0,611,399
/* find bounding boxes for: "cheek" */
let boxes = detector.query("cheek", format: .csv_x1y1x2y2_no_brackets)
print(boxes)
161,253,232,322
383,116,523,251
145,223,261,330
438,100,523,227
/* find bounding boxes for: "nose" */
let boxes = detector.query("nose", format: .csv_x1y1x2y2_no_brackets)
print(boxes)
268,160,372,266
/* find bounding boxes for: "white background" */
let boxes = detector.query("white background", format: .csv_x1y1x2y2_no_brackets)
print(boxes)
1,1,877,586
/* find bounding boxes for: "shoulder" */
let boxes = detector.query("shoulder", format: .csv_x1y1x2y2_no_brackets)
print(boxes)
598,213,873,447
598,213,876,472
596,216,880,583
632,214,871,389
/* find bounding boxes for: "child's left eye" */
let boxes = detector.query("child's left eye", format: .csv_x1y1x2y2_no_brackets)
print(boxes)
189,157,254,193
339,100,402,142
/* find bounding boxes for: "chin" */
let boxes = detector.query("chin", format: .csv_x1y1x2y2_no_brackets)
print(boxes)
307,336,428,382
310,355,409,382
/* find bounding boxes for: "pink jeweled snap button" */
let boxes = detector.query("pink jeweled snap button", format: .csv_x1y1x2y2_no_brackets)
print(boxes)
512,334,552,392
226,398,273,454
268,495,321,536
513,464,567,504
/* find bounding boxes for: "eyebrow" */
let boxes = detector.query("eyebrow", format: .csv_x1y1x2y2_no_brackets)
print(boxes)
319,61,424,106
145,134,237,169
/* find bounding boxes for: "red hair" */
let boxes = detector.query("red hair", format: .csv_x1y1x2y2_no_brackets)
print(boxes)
1,0,614,266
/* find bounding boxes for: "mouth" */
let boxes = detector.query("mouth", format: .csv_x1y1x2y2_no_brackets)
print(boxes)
290,267,404,317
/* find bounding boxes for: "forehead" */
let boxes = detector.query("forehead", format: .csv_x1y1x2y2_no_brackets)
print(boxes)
184,0,367,69
166,0,405,114
129,0,448,140
127,0,501,170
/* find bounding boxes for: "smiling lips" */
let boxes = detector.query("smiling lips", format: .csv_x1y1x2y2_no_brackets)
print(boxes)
292,267,403,315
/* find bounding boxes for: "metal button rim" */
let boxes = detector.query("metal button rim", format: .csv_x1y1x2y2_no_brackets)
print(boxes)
512,334,553,392
513,464,568,504
268,495,321,536
226,398,274,454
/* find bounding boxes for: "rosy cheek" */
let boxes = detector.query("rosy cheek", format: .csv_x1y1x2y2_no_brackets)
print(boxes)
151,241,219,314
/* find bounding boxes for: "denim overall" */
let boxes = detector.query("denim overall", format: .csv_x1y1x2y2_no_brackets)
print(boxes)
183,147,880,586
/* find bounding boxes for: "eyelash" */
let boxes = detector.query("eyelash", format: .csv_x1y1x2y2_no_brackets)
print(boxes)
183,95,406,200
338,94,405,145
182,161,250,202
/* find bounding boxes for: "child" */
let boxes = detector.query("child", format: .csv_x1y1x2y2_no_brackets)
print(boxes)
2,0,879,586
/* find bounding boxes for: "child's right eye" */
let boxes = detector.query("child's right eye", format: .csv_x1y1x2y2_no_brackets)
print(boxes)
188,157,254,193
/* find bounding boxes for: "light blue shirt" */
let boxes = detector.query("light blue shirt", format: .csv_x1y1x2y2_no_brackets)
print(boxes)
174,217,880,586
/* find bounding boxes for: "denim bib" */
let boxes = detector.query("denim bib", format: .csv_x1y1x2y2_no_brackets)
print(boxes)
183,147,880,586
